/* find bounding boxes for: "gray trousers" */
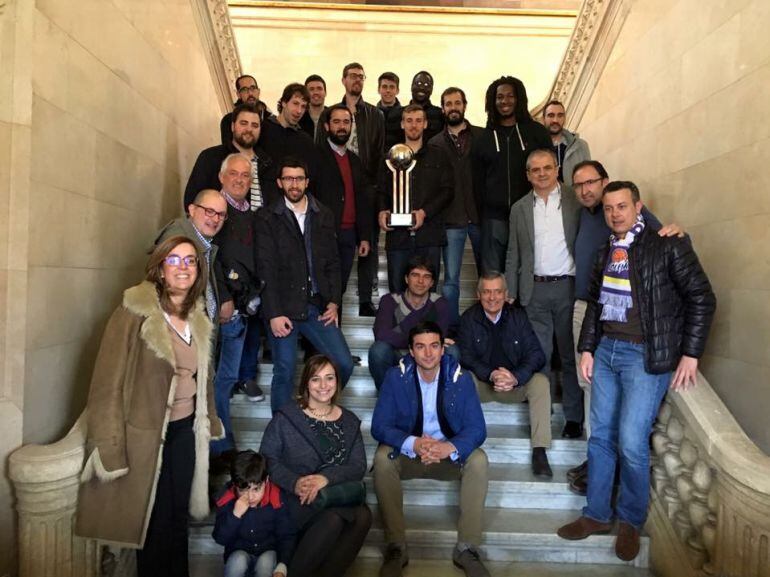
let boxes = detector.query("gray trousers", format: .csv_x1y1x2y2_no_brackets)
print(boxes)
524,277,583,423
573,299,592,438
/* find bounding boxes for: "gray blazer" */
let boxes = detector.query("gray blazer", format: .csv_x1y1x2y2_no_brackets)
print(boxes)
504,187,580,306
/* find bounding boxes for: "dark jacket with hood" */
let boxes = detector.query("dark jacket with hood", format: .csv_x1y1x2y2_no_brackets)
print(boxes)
471,119,552,221
578,226,716,374
378,98,404,151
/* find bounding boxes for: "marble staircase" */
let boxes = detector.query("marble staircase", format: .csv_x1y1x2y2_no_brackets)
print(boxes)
189,241,653,576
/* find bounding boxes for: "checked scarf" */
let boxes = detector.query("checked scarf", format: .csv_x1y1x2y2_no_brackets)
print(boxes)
599,215,646,322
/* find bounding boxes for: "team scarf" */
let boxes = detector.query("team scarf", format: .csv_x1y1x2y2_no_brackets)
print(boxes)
599,215,646,322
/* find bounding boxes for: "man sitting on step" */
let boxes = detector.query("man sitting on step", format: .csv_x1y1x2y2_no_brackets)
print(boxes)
458,272,553,478
372,321,490,577
368,255,458,390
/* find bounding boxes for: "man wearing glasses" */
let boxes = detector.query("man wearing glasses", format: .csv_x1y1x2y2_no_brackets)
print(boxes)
256,157,354,413
220,74,273,146
504,148,583,440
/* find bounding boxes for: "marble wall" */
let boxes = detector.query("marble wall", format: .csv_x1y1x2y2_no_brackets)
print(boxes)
576,0,770,453
0,0,224,572
230,4,575,128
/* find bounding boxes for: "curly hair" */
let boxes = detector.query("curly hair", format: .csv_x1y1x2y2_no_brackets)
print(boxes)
483,76,531,127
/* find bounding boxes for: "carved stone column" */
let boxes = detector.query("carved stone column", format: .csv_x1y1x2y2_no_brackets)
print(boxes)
8,416,99,577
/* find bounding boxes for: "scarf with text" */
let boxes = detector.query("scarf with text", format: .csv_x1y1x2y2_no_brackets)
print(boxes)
599,215,645,322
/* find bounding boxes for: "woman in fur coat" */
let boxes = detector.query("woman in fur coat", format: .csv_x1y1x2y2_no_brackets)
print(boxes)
76,235,224,577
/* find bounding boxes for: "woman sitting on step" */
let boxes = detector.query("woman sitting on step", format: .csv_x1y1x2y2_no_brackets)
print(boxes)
260,354,372,577
75,235,224,577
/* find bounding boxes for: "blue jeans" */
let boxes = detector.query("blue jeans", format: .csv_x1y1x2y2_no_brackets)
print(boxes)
480,217,508,274
583,338,670,528
211,315,247,455
442,225,482,328
224,549,277,577
368,341,460,390
268,304,354,412
238,314,262,382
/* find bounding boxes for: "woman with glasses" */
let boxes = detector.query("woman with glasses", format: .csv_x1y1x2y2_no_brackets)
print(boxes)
76,235,224,577
260,354,372,577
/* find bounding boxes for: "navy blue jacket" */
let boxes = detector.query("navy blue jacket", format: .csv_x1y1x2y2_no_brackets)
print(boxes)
371,354,486,462
458,302,546,385
212,482,296,565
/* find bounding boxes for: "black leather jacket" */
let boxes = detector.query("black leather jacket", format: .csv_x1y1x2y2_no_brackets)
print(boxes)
578,227,716,374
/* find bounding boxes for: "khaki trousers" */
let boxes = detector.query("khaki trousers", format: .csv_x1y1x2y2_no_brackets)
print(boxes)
373,444,489,545
473,372,552,449
573,299,592,438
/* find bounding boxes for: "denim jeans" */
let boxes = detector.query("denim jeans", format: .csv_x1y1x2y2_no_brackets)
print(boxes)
224,549,277,577
480,217,509,275
238,314,262,382
211,315,247,455
368,341,460,390
583,338,670,528
442,224,482,328
268,304,354,412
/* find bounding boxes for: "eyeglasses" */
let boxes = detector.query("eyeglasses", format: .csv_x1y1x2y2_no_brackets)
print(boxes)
280,176,307,184
237,85,259,94
164,255,198,267
193,204,228,220
346,73,366,81
573,177,603,190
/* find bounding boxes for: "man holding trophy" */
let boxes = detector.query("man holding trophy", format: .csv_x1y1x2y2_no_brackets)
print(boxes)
378,104,454,293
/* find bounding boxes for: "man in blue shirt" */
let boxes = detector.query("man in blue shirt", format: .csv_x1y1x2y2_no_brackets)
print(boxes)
372,322,489,577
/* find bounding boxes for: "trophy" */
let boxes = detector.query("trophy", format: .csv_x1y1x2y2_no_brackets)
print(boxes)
386,144,417,227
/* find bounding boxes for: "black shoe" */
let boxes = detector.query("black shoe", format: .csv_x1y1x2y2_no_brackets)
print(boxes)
210,449,238,475
241,379,265,402
379,543,408,577
567,459,588,482
562,420,584,439
359,303,378,317
531,447,553,478
351,355,362,365
569,473,588,496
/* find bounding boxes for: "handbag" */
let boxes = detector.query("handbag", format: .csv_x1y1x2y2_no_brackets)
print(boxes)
311,480,366,510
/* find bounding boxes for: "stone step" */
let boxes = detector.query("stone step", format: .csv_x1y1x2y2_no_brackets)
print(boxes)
230,419,586,466
190,506,648,567
232,393,566,427
349,258,478,281
190,555,653,577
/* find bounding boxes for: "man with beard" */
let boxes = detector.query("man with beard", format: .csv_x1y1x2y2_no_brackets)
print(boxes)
299,74,327,141
543,100,591,187
314,104,373,313
185,102,279,211
428,87,483,334
220,75,273,146
260,83,321,192
378,104,453,294
255,157,354,413
472,76,552,274
410,71,444,143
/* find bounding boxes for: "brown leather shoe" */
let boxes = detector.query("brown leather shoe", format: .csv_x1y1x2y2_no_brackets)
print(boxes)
615,521,640,561
557,516,613,540
568,473,587,496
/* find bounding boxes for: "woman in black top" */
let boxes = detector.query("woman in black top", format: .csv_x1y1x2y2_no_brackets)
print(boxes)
260,355,371,576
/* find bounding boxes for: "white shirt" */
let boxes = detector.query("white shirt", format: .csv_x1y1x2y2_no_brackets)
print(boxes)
285,196,308,234
533,186,575,277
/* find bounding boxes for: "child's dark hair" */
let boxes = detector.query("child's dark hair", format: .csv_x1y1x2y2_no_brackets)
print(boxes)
230,450,268,489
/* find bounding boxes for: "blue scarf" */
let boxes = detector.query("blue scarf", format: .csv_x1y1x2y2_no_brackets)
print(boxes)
599,215,645,322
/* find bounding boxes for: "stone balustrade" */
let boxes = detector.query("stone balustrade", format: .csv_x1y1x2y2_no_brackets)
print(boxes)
647,375,770,577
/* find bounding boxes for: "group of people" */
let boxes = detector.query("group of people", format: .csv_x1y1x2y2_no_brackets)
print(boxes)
72,61,717,577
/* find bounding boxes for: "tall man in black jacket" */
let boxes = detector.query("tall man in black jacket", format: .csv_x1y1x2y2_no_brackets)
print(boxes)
255,157,354,413
378,104,454,294
315,104,374,315
472,76,552,274
557,181,716,562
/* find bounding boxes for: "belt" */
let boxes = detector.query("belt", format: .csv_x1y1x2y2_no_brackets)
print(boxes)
533,274,572,282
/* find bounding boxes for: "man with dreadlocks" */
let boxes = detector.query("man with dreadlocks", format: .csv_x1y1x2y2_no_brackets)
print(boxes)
472,76,551,274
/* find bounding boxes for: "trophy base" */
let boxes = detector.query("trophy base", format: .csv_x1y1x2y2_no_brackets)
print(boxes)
388,212,414,228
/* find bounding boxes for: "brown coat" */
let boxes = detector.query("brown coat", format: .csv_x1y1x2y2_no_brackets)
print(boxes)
75,281,223,548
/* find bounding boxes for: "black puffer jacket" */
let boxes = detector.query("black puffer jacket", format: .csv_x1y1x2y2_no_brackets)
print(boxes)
578,227,716,373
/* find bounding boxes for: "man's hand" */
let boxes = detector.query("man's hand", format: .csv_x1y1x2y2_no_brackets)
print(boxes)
413,435,438,457
318,303,339,327
270,316,293,338
294,474,329,505
490,367,517,391
579,352,594,383
219,300,235,324
671,355,698,392
421,441,457,465
658,223,685,238
409,209,426,231
378,210,393,231
233,492,250,518
358,240,371,257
